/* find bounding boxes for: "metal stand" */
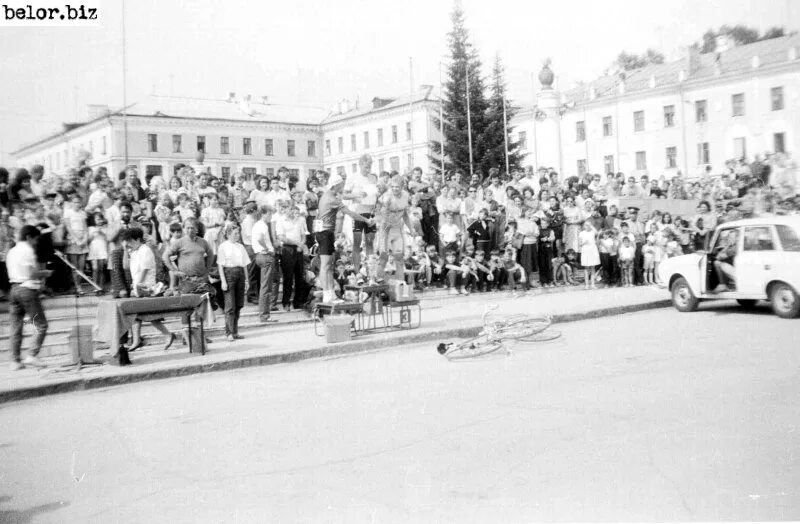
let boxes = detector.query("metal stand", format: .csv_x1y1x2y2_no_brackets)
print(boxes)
54,250,103,366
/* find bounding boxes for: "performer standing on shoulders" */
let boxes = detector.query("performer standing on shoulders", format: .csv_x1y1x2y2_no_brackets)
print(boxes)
7,225,52,370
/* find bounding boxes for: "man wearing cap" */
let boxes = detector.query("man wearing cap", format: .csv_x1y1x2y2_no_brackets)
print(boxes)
627,206,646,284
316,174,374,303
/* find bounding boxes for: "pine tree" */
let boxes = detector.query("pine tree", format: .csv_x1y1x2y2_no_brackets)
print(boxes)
478,54,524,176
439,0,490,179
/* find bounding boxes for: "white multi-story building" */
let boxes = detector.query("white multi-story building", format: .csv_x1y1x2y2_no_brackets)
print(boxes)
511,34,800,179
320,86,441,176
12,88,443,186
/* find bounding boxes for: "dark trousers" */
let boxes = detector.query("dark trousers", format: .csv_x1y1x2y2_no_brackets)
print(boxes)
222,266,245,336
255,252,276,318
110,247,130,295
244,245,259,301
9,285,48,362
537,243,555,284
280,245,305,308
634,242,644,284
600,253,618,284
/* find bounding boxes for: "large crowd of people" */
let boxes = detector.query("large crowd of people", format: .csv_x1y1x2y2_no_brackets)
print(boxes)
2,151,798,369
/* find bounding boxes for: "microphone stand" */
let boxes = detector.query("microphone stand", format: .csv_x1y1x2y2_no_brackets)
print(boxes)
53,250,104,368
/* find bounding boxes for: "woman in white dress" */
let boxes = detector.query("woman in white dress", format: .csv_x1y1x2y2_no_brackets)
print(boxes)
579,221,600,290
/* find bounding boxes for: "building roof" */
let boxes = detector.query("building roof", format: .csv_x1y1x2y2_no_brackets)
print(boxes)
123,94,331,125
561,33,800,104
321,86,436,125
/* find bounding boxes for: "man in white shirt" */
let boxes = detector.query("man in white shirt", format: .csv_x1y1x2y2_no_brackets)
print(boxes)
343,155,379,273
7,225,53,370
275,206,310,310
265,178,291,210
239,200,259,303
251,205,278,322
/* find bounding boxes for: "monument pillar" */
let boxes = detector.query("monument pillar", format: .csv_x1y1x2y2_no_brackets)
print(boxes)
533,60,563,175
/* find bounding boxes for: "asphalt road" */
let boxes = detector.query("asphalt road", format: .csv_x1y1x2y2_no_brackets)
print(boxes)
1,302,799,522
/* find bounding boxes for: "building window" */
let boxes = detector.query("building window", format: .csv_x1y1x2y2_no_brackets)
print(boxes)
697,142,710,164
771,87,784,111
220,136,230,154
732,93,745,116
363,131,370,149
287,140,296,157
577,159,587,176
734,137,747,160
665,146,677,168
663,105,675,127
602,116,613,137
147,134,158,152
406,121,412,141
635,151,647,170
603,155,614,174
288,168,299,179
389,156,400,171
633,111,644,132
102,136,107,155
377,158,385,172
391,125,398,143
243,137,252,155
407,153,413,169
336,166,345,176
307,140,316,157
145,165,163,181
264,138,274,156
325,140,331,156
351,163,357,174
197,136,206,153
695,100,707,122
576,121,585,142
774,132,785,154
337,137,344,154
350,134,356,152
265,168,275,178
221,166,231,180
377,128,384,146
172,134,182,153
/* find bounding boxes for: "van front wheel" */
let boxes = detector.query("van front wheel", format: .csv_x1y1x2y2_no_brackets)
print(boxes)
671,277,699,312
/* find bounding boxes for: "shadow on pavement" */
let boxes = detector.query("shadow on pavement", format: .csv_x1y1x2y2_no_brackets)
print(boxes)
0,495,69,523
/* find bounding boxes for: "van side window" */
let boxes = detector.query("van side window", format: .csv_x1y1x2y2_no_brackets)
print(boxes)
776,225,800,252
743,226,775,252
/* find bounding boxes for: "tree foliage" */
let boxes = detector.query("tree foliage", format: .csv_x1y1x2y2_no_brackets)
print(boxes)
696,25,786,53
615,48,665,71
479,55,524,176
438,0,490,177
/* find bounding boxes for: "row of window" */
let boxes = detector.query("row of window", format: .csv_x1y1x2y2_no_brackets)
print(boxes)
575,133,787,175
573,86,786,141
332,153,415,176
147,134,317,158
325,122,413,156
144,165,306,182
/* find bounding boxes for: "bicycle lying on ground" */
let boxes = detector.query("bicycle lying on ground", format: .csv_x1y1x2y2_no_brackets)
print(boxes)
436,305,561,360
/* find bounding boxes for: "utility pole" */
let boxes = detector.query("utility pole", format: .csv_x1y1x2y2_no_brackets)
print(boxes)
465,60,474,177
438,61,445,182
408,56,414,169
122,0,129,167
502,95,509,177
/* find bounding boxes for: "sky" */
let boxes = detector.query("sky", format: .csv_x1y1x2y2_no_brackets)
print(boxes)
1,0,796,164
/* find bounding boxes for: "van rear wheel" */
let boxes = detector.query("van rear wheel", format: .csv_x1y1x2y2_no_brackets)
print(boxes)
671,277,698,312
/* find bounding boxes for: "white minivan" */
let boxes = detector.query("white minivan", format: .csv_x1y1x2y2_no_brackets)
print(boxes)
658,216,800,318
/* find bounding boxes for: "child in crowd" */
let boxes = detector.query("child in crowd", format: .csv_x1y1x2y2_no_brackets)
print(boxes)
502,248,527,294
87,212,109,294
425,244,443,287
201,193,225,255
442,250,462,295
643,236,657,284
599,229,619,286
618,236,635,287
665,231,683,259
473,250,493,292
553,250,577,286
579,221,600,290
458,251,477,294
217,224,251,342
415,244,432,287
439,212,461,255
487,250,505,290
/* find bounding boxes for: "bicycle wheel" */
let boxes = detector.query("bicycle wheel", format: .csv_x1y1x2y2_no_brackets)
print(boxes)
493,316,552,340
515,329,562,342
442,334,504,360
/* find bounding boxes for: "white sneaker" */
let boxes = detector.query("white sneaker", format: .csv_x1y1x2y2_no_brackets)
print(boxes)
9,361,24,371
22,355,45,368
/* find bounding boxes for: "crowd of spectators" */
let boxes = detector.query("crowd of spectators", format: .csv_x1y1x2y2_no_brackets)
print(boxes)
0,151,797,337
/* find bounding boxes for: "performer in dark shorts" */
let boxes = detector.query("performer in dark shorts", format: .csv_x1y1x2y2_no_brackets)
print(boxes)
315,174,374,303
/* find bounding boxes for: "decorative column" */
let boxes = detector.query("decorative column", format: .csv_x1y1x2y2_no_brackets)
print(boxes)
533,60,563,174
